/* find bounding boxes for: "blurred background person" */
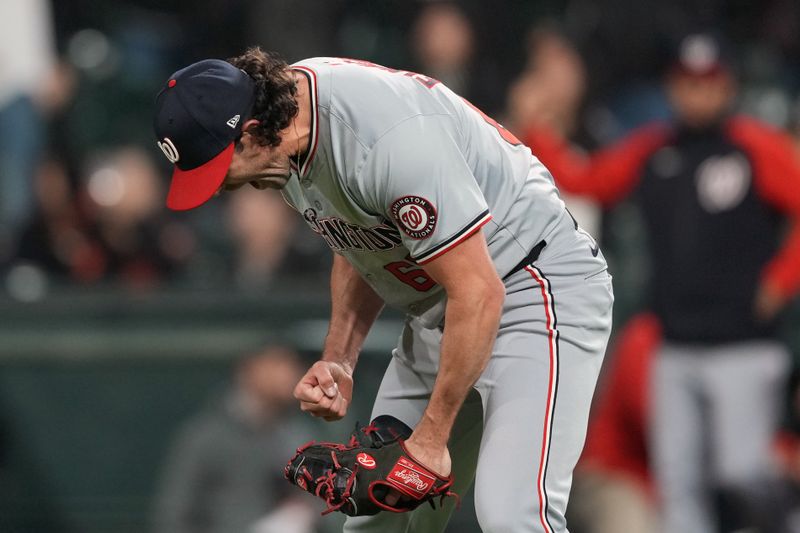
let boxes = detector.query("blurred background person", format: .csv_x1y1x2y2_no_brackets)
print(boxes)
152,345,318,533
409,1,505,116
505,25,601,239
525,32,800,532
78,146,193,289
14,146,195,290
13,155,92,284
0,0,61,265
567,313,661,533
225,187,330,291
505,25,587,138
226,189,297,290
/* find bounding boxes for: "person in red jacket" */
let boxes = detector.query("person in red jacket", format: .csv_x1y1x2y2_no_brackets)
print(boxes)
568,313,661,533
525,33,800,533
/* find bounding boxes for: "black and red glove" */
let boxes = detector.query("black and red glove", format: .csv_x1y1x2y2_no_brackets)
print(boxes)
284,415,457,516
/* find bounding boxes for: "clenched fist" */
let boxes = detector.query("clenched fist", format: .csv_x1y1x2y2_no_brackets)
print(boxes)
294,360,353,421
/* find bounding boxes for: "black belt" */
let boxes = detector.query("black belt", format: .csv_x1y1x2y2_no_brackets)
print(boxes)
504,240,546,280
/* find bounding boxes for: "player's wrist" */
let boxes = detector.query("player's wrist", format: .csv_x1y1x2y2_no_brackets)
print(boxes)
319,354,355,376
410,414,451,449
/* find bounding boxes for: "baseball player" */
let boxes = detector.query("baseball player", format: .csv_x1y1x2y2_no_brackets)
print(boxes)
153,48,614,532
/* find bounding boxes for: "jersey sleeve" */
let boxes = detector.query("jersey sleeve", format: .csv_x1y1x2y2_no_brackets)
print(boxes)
728,116,800,297
353,116,491,264
523,123,670,206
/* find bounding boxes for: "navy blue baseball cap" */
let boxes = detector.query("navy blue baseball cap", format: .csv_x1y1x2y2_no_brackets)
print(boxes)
153,59,256,210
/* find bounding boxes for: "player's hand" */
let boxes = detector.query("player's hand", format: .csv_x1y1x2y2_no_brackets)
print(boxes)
383,434,452,506
293,360,353,421
754,282,787,323
403,434,451,478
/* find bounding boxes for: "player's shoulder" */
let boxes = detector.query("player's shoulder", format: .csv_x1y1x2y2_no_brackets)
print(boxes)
290,57,384,86
295,58,452,150
291,57,339,72
290,57,337,94
292,58,386,101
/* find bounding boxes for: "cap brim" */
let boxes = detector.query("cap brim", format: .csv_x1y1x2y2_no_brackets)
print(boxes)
166,143,235,211
669,63,728,79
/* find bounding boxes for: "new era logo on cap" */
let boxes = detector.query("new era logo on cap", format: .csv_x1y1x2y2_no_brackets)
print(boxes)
153,59,256,210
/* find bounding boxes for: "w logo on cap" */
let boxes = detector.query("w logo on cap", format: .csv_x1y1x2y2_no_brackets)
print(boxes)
226,114,241,128
157,138,180,163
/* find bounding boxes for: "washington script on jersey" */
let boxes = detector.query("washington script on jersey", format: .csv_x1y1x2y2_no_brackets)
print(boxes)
303,208,403,252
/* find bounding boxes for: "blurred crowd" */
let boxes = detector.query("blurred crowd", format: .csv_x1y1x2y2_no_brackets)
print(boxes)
5,0,800,531
3,0,800,301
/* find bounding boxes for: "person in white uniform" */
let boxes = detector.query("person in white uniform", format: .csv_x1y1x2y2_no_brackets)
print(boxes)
152,47,614,533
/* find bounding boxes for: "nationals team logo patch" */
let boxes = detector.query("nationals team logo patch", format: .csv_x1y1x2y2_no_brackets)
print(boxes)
391,196,437,239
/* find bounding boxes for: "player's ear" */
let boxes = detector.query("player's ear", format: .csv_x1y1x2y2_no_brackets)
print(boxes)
241,118,260,133
236,119,261,152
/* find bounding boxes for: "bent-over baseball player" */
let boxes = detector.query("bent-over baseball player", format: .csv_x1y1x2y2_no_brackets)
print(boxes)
153,47,614,533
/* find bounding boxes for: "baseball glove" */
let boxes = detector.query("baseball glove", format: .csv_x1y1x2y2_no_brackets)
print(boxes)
284,415,457,516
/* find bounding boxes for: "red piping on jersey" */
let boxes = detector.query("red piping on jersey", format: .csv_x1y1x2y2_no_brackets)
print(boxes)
415,213,492,265
292,66,320,177
526,265,559,533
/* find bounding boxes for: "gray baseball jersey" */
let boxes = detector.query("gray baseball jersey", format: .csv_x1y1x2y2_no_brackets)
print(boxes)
282,58,566,325
283,58,614,533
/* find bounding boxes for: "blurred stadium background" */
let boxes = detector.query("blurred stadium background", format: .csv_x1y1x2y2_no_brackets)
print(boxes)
2,1,800,532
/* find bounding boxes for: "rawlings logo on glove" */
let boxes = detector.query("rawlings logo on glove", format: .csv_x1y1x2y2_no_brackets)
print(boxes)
388,459,435,495
284,415,458,516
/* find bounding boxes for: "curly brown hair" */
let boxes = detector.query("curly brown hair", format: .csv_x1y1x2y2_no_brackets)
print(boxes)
227,47,298,147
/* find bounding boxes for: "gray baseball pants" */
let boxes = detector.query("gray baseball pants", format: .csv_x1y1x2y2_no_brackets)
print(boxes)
651,340,790,533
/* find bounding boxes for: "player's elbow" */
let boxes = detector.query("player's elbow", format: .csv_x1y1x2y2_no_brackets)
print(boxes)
470,276,506,317
440,267,505,319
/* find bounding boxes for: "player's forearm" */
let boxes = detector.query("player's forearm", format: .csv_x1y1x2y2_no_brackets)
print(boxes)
322,254,385,372
414,282,504,447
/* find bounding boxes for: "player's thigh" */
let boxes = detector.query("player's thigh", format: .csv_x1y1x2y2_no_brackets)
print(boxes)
369,352,433,427
473,273,611,532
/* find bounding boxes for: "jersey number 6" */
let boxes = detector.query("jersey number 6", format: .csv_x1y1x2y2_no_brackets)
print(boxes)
384,259,437,292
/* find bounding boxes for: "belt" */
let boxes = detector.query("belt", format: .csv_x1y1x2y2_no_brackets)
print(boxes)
504,240,546,280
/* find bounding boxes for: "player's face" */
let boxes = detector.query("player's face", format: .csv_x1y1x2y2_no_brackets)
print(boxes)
221,130,293,192
667,71,735,129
